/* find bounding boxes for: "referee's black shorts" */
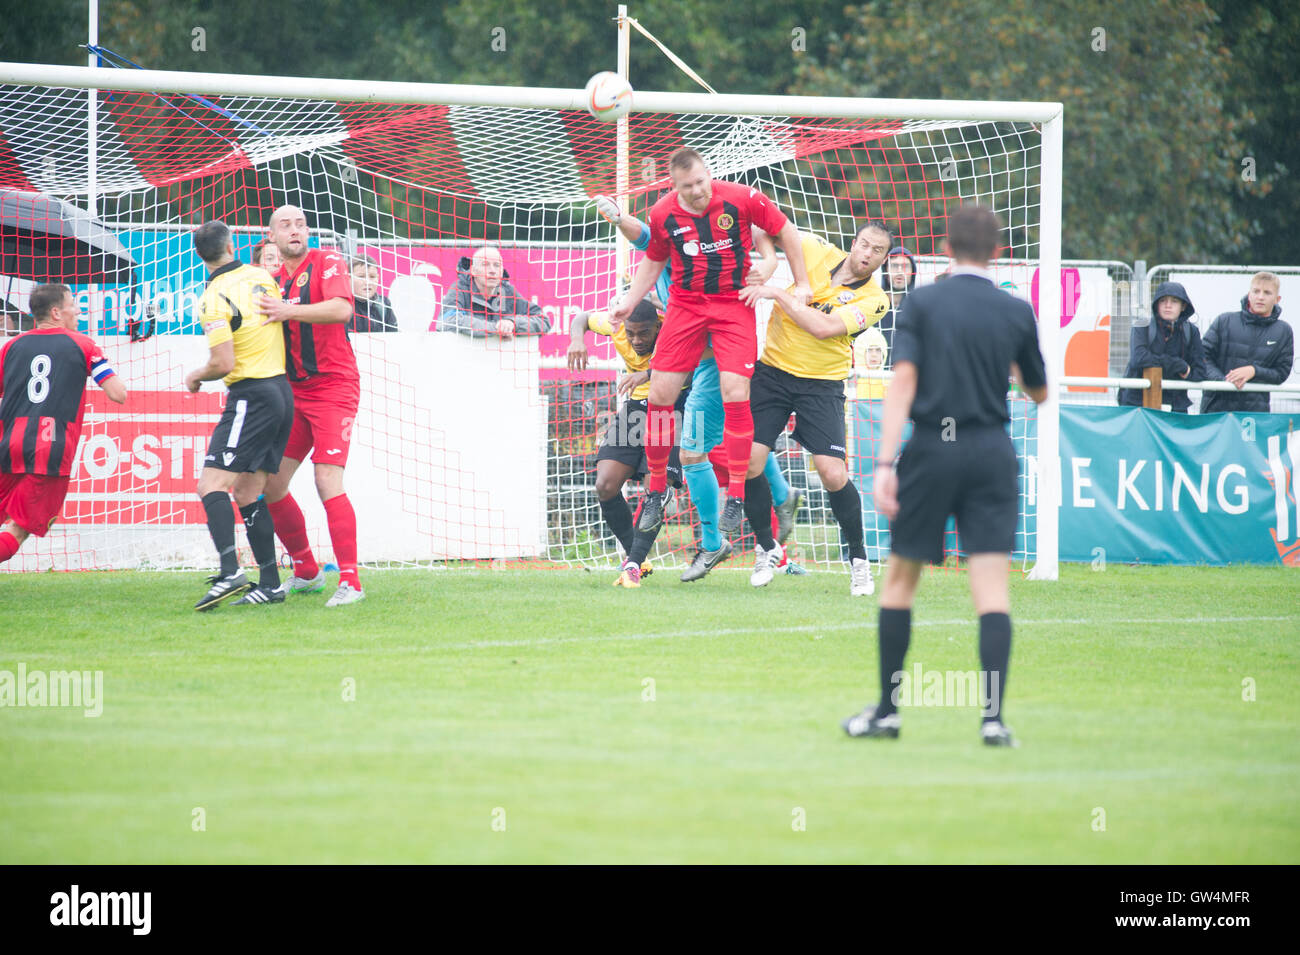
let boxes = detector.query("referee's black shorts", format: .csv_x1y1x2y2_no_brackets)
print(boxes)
750,360,847,459
205,375,294,474
890,424,1018,564
595,396,684,487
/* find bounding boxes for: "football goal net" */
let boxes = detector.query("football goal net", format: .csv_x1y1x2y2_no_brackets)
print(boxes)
0,60,1062,578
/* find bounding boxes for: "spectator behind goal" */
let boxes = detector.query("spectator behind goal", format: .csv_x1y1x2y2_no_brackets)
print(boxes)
437,244,550,339
1200,272,1293,414
349,254,398,333
1117,281,1206,414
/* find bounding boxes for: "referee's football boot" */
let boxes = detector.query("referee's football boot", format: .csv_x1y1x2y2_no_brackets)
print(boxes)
749,542,784,587
194,572,251,611
774,490,803,545
612,560,642,588
981,720,1019,748
717,495,745,536
680,539,733,582
285,569,327,594
635,490,665,533
232,584,286,606
850,557,875,596
841,704,901,739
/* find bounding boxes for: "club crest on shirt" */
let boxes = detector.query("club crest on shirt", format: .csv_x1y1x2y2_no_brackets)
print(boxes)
716,213,734,231
837,291,854,304
296,273,309,288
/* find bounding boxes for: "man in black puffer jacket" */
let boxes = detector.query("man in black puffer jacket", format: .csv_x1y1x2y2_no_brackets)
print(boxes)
1118,281,1206,413
1200,272,1293,414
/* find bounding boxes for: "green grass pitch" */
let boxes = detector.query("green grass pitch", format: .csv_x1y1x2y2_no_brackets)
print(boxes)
1,564,1296,864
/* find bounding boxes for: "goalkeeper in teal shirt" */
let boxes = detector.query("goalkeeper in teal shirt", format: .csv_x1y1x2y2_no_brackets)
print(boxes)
593,195,800,582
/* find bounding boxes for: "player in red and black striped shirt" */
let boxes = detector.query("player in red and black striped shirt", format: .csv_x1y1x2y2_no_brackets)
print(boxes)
257,205,366,607
0,284,127,564
610,147,812,535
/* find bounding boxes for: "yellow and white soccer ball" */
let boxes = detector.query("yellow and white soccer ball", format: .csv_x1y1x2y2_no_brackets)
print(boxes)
584,71,633,122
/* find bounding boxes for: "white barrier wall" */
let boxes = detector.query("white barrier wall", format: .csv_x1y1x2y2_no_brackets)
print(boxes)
2,332,547,571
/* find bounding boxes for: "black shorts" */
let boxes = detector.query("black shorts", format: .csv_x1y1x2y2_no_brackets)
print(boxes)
595,398,684,486
890,425,1018,564
205,375,294,474
750,361,847,459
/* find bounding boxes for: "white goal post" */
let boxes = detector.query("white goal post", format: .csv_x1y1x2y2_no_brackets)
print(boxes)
0,60,1062,579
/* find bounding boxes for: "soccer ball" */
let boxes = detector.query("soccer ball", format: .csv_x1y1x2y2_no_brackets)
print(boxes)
584,71,633,123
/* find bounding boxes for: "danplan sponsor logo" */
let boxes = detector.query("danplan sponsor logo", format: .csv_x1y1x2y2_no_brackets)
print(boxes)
890,663,1001,717
0,664,103,717
49,885,150,935
680,237,734,257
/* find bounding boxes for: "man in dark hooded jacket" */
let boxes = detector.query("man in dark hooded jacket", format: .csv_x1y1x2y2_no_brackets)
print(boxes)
437,244,550,338
876,245,916,359
1118,281,1206,414
1200,272,1293,414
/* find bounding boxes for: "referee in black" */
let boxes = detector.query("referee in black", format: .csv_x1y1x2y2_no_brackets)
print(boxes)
842,205,1048,746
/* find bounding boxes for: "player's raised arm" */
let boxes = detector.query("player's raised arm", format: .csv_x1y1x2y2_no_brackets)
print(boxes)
610,256,667,326
594,195,651,248
775,221,812,305
567,311,593,370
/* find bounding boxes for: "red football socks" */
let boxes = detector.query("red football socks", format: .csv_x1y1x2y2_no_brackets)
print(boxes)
323,493,360,590
643,403,677,495
722,400,755,499
268,494,319,579
0,530,19,563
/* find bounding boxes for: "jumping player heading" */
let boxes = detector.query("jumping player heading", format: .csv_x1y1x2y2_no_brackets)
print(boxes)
609,148,811,538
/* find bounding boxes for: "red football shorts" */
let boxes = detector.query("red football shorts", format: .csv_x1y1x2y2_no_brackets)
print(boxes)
285,375,361,467
0,472,71,537
651,290,758,378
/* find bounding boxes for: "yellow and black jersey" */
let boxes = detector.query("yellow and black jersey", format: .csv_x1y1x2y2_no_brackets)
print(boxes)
761,234,890,381
198,262,286,386
587,311,653,401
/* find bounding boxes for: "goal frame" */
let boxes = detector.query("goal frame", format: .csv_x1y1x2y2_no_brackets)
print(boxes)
0,60,1063,580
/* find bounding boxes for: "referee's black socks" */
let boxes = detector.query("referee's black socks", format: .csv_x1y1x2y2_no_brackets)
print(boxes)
239,498,281,590
875,607,911,718
826,481,866,561
202,491,239,578
742,476,776,550
978,612,1012,724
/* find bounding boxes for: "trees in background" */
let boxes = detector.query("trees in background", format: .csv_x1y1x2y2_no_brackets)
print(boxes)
1,0,1294,263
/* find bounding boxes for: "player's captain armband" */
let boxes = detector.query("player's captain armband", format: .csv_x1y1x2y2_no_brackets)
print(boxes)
90,356,116,384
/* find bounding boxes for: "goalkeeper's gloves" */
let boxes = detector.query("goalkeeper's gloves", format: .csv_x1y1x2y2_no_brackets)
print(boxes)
593,195,622,225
